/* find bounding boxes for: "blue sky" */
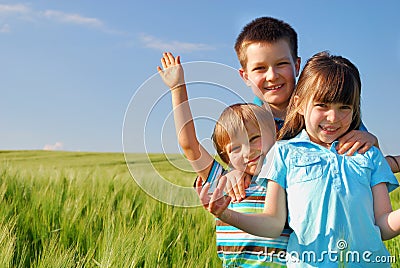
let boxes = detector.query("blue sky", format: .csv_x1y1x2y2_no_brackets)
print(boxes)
1,0,399,155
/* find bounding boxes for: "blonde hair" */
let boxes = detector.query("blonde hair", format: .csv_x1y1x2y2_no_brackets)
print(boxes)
278,51,362,140
212,103,275,164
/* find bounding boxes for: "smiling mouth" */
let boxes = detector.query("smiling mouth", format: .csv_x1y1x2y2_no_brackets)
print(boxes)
246,155,261,164
320,125,339,133
264,84,283,91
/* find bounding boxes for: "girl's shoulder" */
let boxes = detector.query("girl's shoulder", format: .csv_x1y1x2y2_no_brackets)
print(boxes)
352,145,381,159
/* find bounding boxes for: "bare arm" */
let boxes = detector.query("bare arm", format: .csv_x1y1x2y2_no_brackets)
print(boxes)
197,176,287,238
373,183,400,240
157,52,214,179
385,155,400,174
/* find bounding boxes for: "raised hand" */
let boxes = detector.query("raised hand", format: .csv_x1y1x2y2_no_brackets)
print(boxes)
157,52,185,89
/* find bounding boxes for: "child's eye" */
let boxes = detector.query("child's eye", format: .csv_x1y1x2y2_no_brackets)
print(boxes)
249,135,261,143
277,61,290,66
315,103,327,108
252,66,265,71
340,105,353,110
231,145,241,152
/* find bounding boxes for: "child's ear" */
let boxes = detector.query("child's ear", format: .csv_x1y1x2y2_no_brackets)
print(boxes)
294,57,301,77
293,95,304,115
239,68,252,87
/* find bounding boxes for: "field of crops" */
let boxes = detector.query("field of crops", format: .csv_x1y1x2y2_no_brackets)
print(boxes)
0,150,399,267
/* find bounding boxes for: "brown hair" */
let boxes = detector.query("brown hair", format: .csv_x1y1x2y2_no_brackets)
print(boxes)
278,51,362,140
234,17,298,69
212,103,275,164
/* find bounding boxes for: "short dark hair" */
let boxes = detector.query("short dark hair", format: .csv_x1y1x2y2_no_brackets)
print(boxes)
234,17,298,69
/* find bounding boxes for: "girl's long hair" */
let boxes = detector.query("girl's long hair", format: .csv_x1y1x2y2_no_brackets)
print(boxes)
278,51,362,140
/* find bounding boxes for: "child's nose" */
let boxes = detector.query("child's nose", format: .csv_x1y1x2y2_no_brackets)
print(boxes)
242,144,251,157
326,109,339,122
265,67,278,81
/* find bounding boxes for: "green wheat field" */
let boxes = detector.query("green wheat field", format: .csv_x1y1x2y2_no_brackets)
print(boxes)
1,150,399,267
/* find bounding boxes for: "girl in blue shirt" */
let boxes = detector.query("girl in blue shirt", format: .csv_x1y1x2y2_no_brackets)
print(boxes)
198,51,400,267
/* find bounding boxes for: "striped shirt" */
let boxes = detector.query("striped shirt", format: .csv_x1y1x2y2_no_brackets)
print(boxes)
204,160,290,267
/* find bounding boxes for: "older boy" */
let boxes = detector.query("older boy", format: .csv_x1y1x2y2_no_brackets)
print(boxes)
235,17,300,126
225,17,301,201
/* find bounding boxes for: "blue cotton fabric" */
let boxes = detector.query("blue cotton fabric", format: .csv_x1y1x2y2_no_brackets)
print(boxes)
258,130,399,267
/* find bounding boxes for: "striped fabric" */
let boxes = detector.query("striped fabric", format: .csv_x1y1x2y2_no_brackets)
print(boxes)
203,160,290,267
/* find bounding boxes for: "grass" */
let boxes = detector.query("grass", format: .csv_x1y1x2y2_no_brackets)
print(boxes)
0,150,219,267
0,150,399,267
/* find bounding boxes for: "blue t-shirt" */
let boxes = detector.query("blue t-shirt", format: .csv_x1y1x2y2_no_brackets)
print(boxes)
258,130,399,267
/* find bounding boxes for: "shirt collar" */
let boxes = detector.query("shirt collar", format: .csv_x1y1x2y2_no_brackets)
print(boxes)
289,129,339,152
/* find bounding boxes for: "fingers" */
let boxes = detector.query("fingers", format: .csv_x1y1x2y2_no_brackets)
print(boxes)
158,52,181,75
345,141,361,156
217,175,227,191
244,174,252,189
338,139,371,156
336,131,353,154
233,176,245,202
337,140,355,155
357,142,373,154
209,186,231,217
337,139,361,156
224,176,236,202
337,130,376,156
223,170,251,202
159,52,177,69
232,173,249,202
195,177,204,196
166,52,175,65
224,175,242,203
198,182,211,209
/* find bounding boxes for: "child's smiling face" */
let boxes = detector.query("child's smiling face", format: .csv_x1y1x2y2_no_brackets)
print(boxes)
299,98,353,148
240,40,300,116
224,120,274,176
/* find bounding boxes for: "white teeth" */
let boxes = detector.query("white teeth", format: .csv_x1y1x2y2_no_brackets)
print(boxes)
321,126,337,131
266,85,282,90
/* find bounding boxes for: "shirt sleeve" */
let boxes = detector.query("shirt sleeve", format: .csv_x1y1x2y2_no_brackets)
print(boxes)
193,159,226,193
257,143,288,189
369,147,399,192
